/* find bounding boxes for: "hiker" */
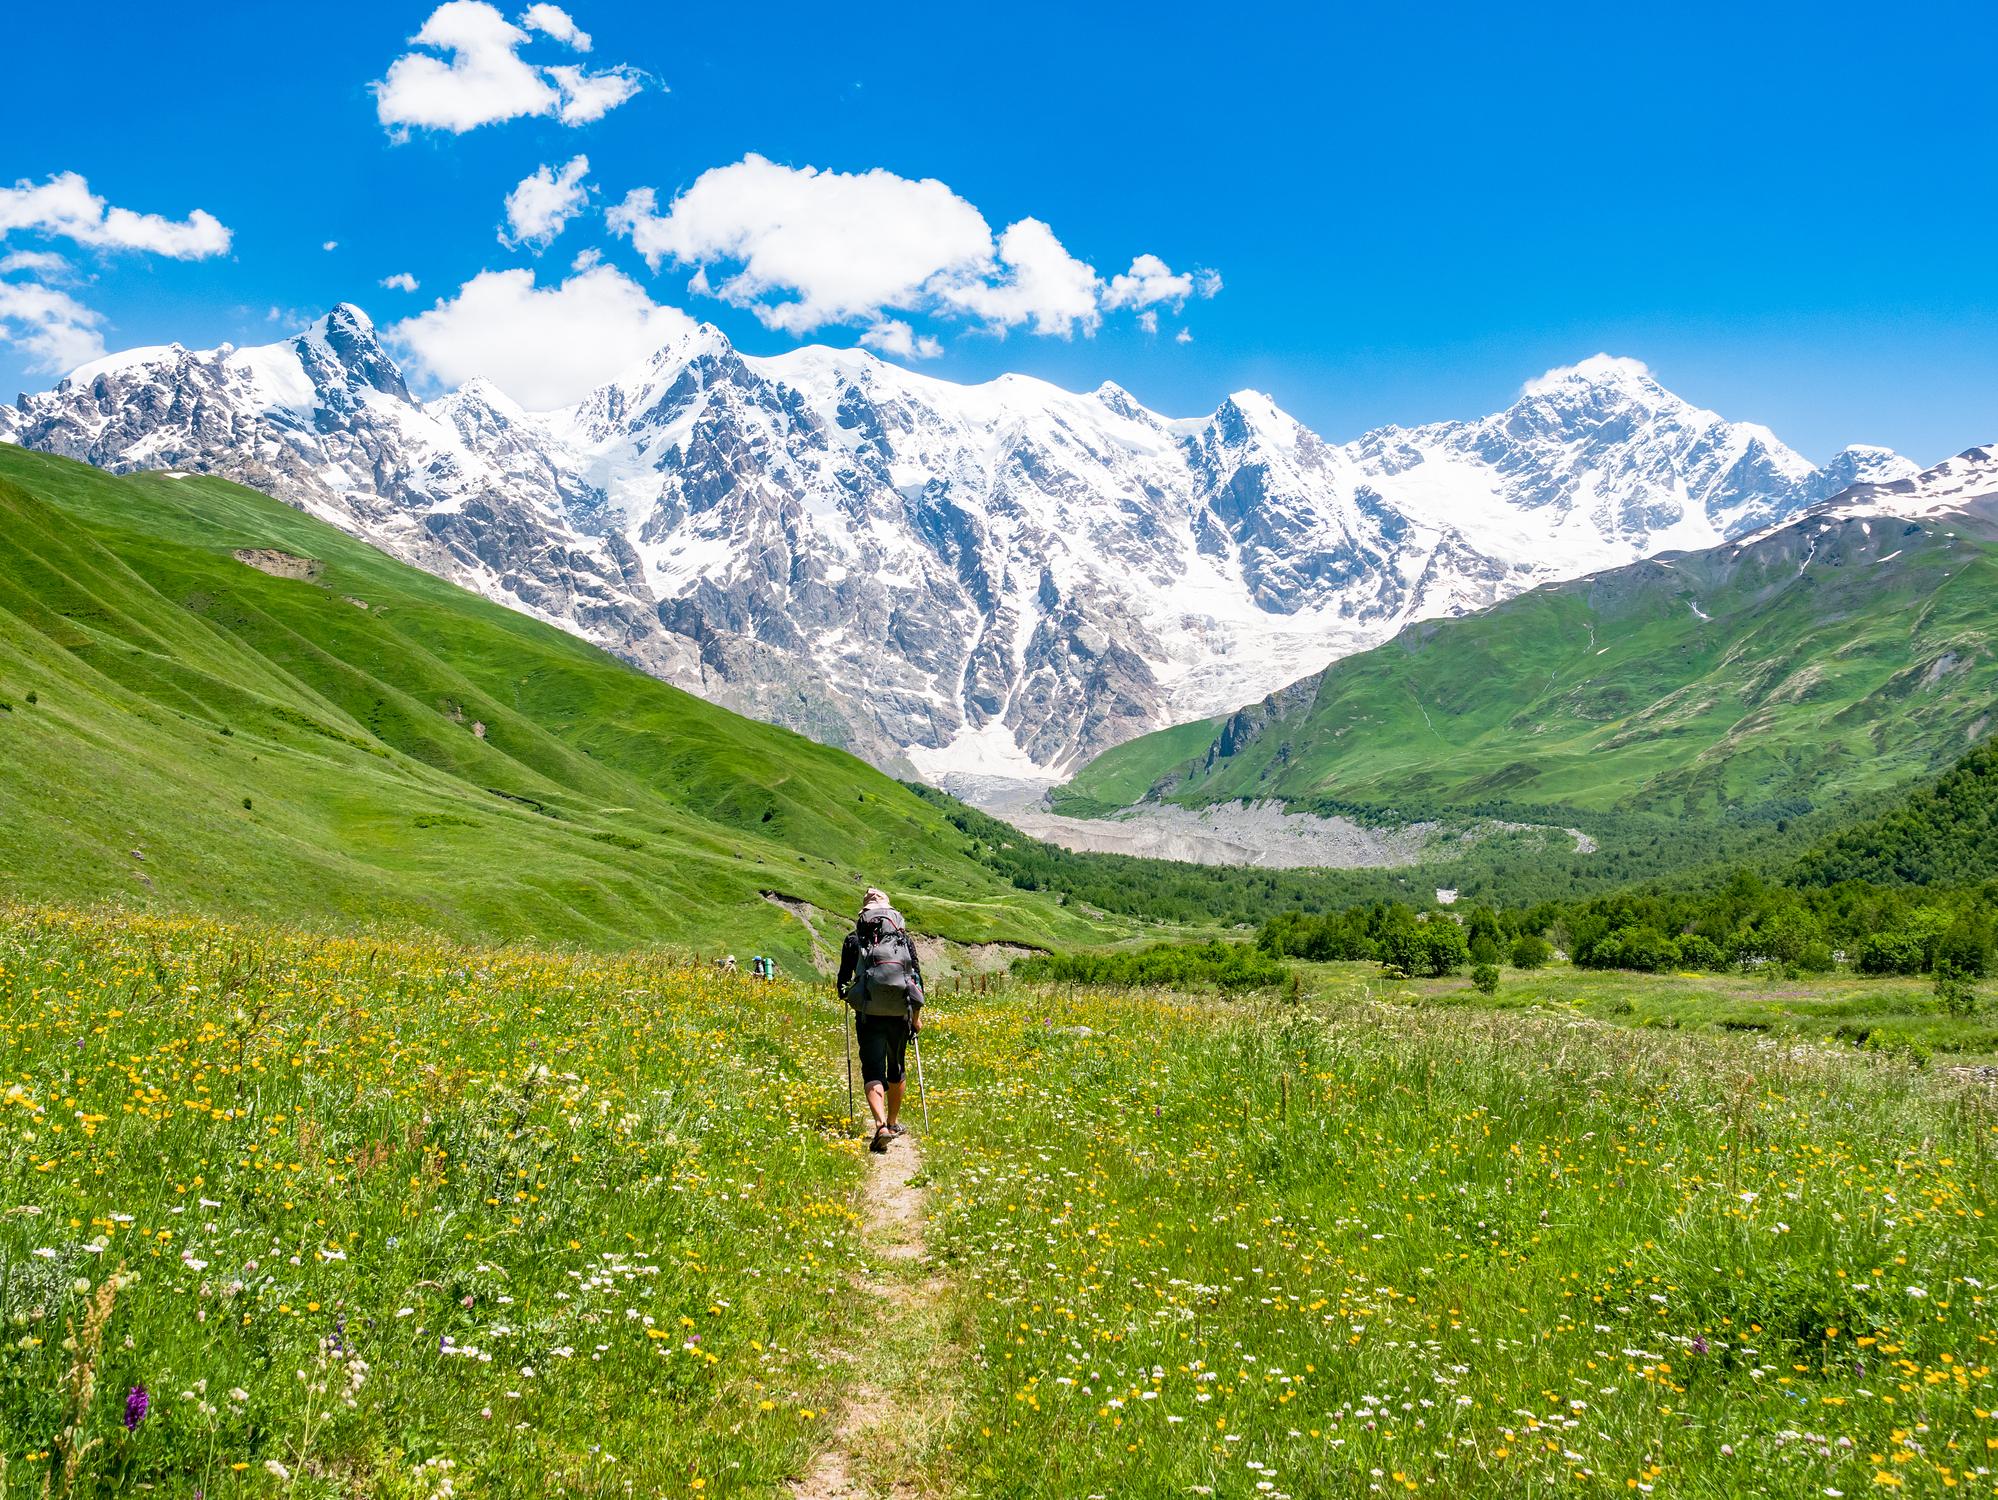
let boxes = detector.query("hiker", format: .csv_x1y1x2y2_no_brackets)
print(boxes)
838,886,925,1153
720,953,738,976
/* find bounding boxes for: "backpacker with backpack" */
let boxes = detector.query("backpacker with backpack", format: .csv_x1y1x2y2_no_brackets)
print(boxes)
846,904,923,1019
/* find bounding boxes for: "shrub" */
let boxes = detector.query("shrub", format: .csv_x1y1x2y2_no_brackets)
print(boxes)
1417,920,1469,977
1510,933,1552,970
1937,916,1993,978
1470,963,1499,996
1469,932,1502,966
1935,962,1979,1018
1015,940,1289,993
1675,934,1725,970
1857,930,1927,976
1582,926,1678,972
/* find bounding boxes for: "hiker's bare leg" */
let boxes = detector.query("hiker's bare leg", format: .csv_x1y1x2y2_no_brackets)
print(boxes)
885,1080,904,1128
865,1080,888,1128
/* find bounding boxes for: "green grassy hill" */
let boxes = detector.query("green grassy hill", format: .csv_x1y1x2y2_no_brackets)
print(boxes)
1058,505,1998,841
0,443,1115,964
1792,736,1998,886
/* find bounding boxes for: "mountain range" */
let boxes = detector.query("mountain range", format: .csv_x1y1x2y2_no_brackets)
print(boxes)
1056,448,1998,832
0,312,1917,782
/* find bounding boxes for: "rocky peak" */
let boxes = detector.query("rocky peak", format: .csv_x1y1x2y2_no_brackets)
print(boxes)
301,304,408,403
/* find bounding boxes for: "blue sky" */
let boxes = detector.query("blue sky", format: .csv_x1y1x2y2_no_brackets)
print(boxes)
1,0,1994,462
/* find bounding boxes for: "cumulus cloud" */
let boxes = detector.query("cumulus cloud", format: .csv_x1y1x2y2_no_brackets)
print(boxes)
0,171,231,258
1136,309,1158,335
520,2,589,47
502,155,590,249
930,217,1102,336
609,154,1210,352
389,263,697,409
1103,253,1220,312
860,319,942,360
380,271,420,292
373,1,641,136
0,279,106,373
1175,327,1192,344
322,240,339,251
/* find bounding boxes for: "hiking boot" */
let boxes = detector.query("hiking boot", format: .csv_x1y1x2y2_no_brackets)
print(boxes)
870,1126,892,1154
886,1122,907,1138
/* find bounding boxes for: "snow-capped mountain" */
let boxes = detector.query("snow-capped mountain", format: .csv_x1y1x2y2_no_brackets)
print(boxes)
0,311,1916,779
1790,443,1998,526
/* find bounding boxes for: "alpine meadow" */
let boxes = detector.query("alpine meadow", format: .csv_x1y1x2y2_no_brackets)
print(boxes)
1,2,1996,1496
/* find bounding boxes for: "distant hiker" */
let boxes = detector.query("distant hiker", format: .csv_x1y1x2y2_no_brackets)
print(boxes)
839,886,925,1153
751,955,765,980
762,955,778,982
721,954,738,976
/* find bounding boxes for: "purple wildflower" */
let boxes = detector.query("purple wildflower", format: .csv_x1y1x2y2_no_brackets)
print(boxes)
1691,1335,1710,1355
124,1384,149,1430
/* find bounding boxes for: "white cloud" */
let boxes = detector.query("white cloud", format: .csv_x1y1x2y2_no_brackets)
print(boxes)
1175,327,1192,344
0,279,106,373
322,240,340,252
520,2,589,48
1522,353,1652,395
389,263,697,409
1136,309,1157,335
0,249,74,279
930,217,1102,337
1104,253,1220,312
570,246,602,272
502,155,590,249
380,271,420,292
860,319,942,360
543,64,638,123
0,171,231,258
373,1,640,136
610,157,991,333
609,154,1206,349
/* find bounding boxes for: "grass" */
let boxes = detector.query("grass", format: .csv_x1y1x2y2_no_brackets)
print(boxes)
0,443,1119,969
0,904,870,1495
1342,962,1998,1069
3,908,1993,1495
1058,508,1998,833
919,978,1998,1499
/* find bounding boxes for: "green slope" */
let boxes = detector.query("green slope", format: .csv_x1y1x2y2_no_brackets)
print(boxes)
0,443,1112,963
1059,506,1998,834
1792,737,1998,886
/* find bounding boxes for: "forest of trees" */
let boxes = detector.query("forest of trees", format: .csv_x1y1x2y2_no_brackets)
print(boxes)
1014,939,1289,991
1792,739,1998,887
1255,873,1996,979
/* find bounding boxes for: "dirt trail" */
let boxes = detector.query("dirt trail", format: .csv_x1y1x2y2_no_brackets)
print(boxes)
791,1132,951,1500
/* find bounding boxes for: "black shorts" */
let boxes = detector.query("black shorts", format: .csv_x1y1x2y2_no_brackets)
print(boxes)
855,1014,909,1086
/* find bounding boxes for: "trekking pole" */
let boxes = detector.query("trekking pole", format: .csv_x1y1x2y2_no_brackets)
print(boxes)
839,984,855,1137
913,1033,931,1133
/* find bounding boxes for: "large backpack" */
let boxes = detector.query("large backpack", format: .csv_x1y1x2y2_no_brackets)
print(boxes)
852,907,920,1018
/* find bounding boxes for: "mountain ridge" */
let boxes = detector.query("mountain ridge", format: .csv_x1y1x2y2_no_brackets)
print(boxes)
1054,445,1998,832
0,310,1916,779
